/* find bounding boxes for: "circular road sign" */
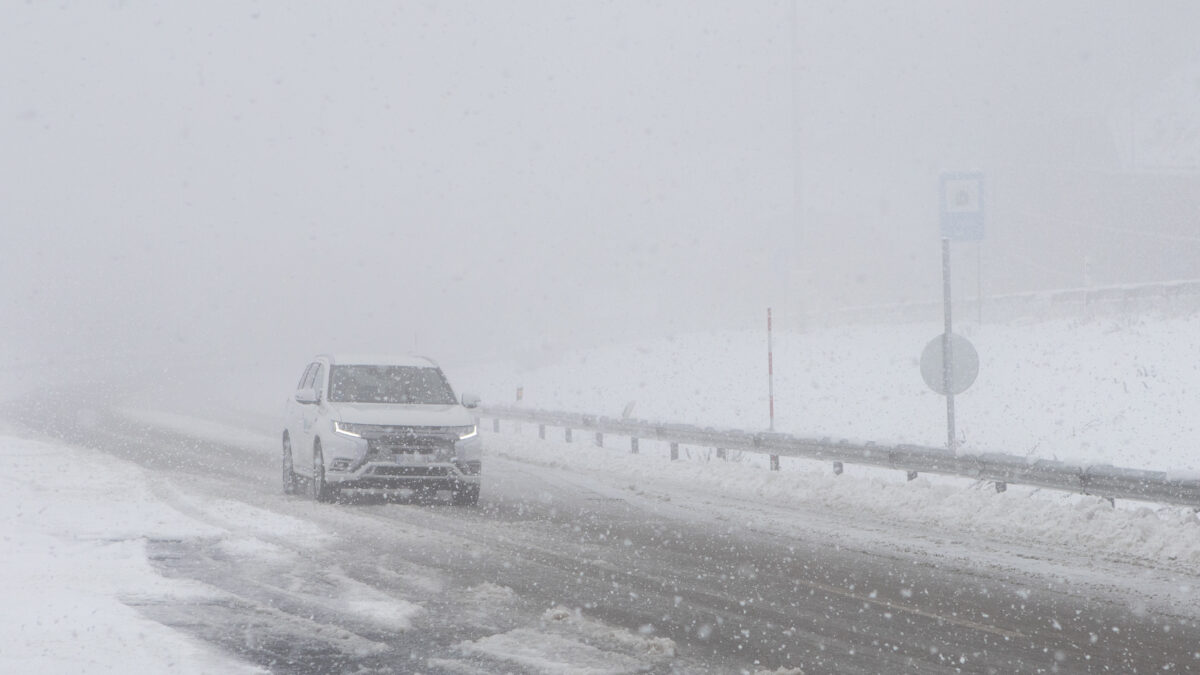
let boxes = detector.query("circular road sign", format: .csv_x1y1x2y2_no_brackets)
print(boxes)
920,333,979,396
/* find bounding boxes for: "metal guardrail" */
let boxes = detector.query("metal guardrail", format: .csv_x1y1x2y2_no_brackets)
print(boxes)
480,404,1200,508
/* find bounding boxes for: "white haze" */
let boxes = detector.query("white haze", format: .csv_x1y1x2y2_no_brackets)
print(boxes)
2,1,1198,385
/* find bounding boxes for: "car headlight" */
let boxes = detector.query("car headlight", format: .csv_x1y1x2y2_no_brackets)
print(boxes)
334,421,368,438
455,424,478,440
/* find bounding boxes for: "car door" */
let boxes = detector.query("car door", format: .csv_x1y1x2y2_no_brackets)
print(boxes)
283,362,314,456
300,362,326,473
294,362,320,476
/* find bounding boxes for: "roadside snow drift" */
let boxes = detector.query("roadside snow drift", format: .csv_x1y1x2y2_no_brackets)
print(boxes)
0,432,265,674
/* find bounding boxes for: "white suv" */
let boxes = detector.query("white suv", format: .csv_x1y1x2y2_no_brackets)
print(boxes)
281,354,482,505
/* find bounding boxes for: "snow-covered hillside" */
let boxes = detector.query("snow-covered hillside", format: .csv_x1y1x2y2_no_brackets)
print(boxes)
459,312,1200,473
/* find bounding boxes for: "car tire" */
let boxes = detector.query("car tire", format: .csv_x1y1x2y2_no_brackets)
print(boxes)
282,433,298,495
312,440,337,503
451,483,480,507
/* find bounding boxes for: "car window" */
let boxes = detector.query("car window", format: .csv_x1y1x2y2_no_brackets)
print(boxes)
297,364,316,391
312,364,325,398
301,362,319,390
327,365,458,404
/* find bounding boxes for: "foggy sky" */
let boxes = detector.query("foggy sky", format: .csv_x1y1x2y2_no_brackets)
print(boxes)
2,1,1198,380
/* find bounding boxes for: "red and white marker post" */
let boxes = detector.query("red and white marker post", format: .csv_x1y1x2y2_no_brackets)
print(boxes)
515,386,523,433
768,308,779,471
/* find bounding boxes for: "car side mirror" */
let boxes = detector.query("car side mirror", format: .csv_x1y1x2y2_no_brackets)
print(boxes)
461,392,481,409
295,389,319,405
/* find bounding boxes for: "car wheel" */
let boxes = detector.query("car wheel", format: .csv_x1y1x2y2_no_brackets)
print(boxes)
451,483,480,507
312,440,337,503
282,433,298,495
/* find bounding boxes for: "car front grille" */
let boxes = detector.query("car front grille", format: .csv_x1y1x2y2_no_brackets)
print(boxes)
356,424,458,456
368,436,454,456
360,425,461,438
370,465,452,477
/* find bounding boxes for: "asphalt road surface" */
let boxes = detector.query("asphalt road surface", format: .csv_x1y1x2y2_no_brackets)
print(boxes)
8,395,1200,674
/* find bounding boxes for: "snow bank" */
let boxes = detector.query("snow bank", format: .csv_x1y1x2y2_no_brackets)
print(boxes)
446,606,676,675
0,434,264,674
485,431,1200,569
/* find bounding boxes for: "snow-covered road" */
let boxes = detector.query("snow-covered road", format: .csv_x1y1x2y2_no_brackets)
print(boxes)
5,395,1200,673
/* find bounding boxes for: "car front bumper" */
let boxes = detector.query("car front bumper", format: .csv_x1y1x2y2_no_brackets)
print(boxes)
326,458,481,491
319,424,482,491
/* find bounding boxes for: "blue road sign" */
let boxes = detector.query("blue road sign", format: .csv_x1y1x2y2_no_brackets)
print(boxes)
940,171,985,241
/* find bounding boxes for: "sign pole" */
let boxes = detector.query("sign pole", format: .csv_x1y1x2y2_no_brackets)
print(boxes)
977,243,983,325
941,238,957,453
939,170,981,453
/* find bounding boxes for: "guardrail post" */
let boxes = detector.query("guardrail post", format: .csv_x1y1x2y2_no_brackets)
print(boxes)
770,454,780,471
565,428,572,443
595,432,604,447
716,447,726,460
995,481,1007,493
670,442,679,460
906,470,918,481
630,438,639,454
833,461,843,475
538,424,546,439
493,418,500,433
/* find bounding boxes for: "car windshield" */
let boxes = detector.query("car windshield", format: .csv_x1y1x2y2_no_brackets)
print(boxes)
328,365,457,405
